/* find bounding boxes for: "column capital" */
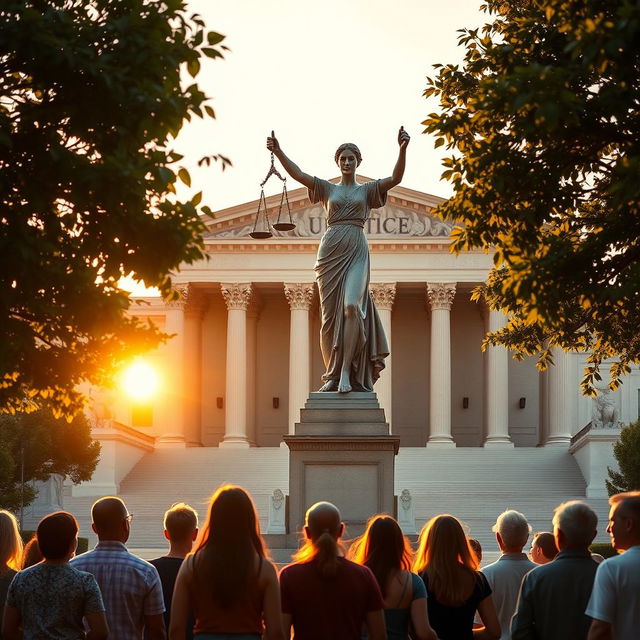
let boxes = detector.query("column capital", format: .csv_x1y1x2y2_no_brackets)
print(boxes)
166,283,206,314
221,283,252,311
284,283,314,311
370,283,397,311
426,283,456,311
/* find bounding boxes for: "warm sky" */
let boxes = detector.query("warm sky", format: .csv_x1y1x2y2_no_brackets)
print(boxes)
178,0,487,210
123,0,487,294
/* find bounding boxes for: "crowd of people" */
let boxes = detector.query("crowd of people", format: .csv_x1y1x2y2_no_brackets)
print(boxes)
0,487,639,640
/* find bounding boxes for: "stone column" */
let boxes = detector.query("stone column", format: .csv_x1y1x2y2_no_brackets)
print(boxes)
157,284,189,446
546,347,575,445
220,283,252,448
183,288,206,446
246,303,260,446
284,283,314,434
370,283,396,430
426,283,456,447
484,309,513,447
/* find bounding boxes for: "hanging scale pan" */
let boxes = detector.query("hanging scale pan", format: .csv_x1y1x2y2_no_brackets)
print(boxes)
249,132,296,238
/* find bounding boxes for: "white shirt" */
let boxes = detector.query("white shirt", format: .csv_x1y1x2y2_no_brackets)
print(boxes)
482,552,537,640
585,545,640,640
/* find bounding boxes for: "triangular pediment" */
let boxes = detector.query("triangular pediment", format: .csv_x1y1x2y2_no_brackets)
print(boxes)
204,177,452,240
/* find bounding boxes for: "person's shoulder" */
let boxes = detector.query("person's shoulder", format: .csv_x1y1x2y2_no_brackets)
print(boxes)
481,559,500,575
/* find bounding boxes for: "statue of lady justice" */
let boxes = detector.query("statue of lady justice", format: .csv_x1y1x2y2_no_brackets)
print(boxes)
267,127,410,393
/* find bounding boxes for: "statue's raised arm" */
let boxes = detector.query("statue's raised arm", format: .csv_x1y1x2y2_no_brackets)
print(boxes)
266,131,315,191
378,126,410,195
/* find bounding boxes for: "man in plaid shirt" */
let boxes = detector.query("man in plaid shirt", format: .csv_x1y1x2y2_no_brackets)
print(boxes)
71,497,165,639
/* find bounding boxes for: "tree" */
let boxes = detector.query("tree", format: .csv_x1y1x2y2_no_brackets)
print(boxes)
606,419,640,495
0,0,228,418
423,0,640,393
0,408,100,511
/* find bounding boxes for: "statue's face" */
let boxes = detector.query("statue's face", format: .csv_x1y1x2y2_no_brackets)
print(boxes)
338,149,358,174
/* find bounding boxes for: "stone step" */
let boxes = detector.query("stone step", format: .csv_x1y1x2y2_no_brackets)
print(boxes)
299,408,386,423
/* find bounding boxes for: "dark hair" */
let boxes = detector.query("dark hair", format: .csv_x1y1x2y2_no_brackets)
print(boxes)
468,538,482,564
37,511,78,560
349,515,412,597
191,485,266,608
334,143,362,166
533,531,558,560
22,536,43,568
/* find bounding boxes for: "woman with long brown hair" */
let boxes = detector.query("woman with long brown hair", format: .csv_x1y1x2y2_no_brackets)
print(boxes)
413,515,500,640
280,501,386,640
349,515,437,640
169,485,284,640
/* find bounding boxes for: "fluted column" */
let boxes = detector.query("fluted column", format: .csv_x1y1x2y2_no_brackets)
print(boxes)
220,283,252,448
484,309,513,447
426,283,456,447
157,285,189,446
246,302,260,446
370,283,396,431
284,283,314,435
546,347,575,445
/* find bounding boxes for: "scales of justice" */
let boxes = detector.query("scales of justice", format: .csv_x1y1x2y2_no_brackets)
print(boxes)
249,130,406,538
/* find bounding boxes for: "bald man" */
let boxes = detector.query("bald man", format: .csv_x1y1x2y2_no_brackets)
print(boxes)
587,491,640,640
279,502,385,640
70,497,165,640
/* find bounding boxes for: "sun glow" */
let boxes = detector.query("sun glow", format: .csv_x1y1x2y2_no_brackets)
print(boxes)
121,360,159,400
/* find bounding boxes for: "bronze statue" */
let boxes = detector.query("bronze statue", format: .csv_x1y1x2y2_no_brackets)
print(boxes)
267,128,410,393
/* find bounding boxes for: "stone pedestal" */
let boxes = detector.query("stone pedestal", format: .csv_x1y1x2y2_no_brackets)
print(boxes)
284,392,399,539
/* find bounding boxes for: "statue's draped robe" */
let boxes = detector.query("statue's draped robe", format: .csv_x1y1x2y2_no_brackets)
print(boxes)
309,177,389,391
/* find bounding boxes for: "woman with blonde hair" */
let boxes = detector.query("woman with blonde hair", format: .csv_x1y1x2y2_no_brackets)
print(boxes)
0,510,23,610
349,515,437,640
414,515,500,640
169,485,284,640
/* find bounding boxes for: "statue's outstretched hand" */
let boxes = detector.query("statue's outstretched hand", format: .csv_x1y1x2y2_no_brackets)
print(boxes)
266,130,280,153
398,126,410,149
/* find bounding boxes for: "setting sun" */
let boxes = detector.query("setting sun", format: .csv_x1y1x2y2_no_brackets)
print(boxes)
121,360,159,400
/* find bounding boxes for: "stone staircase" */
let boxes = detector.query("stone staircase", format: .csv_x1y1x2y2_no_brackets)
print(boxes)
63,446,611,560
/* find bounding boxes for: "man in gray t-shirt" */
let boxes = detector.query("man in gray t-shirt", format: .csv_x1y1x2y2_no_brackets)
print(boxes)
482,510,536,640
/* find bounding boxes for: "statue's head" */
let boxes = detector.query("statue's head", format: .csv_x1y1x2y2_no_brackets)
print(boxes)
334,142,362,168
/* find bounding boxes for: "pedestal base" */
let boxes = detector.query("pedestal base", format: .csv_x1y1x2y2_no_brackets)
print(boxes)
285,392,399,537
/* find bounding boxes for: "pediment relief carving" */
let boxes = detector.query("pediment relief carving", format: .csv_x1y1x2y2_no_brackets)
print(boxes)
207,203,453,239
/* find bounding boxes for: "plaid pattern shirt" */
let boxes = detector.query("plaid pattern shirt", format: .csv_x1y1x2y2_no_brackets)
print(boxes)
70,541,164,640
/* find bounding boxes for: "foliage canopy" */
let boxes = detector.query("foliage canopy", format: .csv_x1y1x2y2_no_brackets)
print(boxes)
0,0,227,418
0,409,100,511
606,419,640,495
424,0,640,393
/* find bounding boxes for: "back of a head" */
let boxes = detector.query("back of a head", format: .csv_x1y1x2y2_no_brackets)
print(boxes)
193,485,265,607
297,501,342,579
22,537,43,569
468,538,482,565
553,501,598,550
164,503,198,543
91,496,128,539
349,515,411,596
493,509,531,551
414,514,477,606
0,509,23,571
37,511,78,561
533,532,558,561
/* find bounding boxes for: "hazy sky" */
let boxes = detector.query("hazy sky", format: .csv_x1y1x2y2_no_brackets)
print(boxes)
177,0,487,211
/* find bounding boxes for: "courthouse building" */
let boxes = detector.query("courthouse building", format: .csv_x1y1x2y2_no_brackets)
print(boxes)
60,179,635,548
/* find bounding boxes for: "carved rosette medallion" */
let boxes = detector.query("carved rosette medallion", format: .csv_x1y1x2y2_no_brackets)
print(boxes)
426,283,456,311
221,283,252,311
284,283,314,311
370,283,397,311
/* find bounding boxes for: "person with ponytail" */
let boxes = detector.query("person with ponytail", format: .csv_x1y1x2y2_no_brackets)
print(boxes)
279,502,386,640
169,485,284,640
413,515,501,640
349,515,437,640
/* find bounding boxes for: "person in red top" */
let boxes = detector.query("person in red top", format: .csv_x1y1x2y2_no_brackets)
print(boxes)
280,502,386,640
